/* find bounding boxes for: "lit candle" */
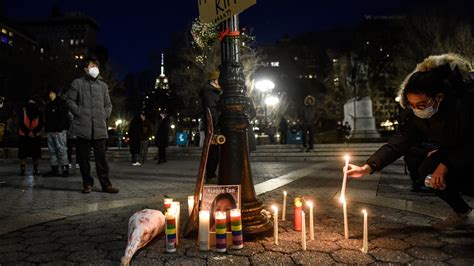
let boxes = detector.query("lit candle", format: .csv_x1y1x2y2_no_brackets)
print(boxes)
215,211,227,252
361,209,368,253
230,209,243,249
301,210,306,251
171,201,180,246
164,197,173,211
272,205,278,245
294,197,303,231
198,210,210,251
307,201,314,240
342,197,349,239
165,208,177,253
340,155,350,203
187,195,194,217
282,191,287,221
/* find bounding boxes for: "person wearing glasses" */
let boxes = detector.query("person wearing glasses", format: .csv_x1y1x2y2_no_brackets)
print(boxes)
346,54,473,229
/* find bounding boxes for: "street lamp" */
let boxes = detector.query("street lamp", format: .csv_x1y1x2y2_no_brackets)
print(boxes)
264,95,279,107
255,79,275,127
255,79,275,93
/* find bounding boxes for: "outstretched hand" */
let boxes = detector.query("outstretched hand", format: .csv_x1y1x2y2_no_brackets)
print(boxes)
344,164,371,178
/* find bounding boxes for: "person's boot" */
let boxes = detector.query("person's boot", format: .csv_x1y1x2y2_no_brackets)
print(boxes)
19,164,25,176
43,165,59,177
61,165,69,177
33,165,40,176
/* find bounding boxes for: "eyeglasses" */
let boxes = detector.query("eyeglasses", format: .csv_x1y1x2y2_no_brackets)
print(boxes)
407,98,434,111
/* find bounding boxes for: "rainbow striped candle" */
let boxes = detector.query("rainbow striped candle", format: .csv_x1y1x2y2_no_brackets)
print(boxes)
215,211,227,252
230,209,243,249
165,210,177,253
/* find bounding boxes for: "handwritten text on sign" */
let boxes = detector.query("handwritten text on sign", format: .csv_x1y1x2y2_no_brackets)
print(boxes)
198,0,256,24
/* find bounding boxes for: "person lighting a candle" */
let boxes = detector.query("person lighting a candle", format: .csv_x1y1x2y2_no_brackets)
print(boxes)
345,54,474,229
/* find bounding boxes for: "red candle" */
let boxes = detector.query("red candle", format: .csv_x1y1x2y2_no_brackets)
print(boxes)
294,197,303,231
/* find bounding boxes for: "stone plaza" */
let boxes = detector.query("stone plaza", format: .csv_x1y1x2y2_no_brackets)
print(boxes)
0,144,473,265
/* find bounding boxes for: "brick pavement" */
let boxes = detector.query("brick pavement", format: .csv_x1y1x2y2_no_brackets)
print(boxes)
1,157,473,265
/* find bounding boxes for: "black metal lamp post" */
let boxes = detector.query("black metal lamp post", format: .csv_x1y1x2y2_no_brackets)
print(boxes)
217,15,272,238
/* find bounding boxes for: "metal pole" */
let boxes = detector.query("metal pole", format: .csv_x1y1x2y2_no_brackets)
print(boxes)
217,15,272,238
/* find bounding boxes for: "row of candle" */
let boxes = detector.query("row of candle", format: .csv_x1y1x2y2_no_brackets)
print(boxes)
167,195,244,252
274,190,369,253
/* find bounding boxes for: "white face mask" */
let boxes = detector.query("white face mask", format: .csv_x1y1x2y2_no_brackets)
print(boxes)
88,67,100,79
412,104,438,119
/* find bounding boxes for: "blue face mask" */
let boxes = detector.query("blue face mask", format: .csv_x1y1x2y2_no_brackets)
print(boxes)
412,105,438,119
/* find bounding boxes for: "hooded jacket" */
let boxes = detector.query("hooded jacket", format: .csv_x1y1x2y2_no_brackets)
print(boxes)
367,54,474,179
44,97,69,132
65,75,112,140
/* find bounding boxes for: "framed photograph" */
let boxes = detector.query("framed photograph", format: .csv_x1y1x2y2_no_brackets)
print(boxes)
201,185,241,232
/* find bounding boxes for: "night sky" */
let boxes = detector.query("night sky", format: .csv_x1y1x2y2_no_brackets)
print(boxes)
4,0,410,74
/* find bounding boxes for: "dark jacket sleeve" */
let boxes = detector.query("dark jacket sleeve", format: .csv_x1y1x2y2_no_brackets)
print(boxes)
367,112,419,171
103,83,112,119
66,80,81,116
59,99,70,131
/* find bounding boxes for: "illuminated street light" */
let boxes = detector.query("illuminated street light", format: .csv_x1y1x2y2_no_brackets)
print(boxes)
255,79,275,92
115,119,123,127
265,95,280,107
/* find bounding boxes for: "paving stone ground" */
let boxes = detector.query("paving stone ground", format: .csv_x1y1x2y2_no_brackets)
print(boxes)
1,155,474,265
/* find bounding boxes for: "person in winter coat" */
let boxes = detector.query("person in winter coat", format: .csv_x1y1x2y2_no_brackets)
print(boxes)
279,117,288,144
43,88,70,177
299,95,317,151
141,113,153,164
0,96,11,158
18,99,43,176
156,111,170,164
346,54,474,229
65,56,119,194
199,70,221,179
128,113,144,166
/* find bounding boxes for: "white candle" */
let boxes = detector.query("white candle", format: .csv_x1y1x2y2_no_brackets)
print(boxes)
171,201,180,246
301,210,306,251
361,209,368,253
340,154,350,203
282,191,287,221
343,197,349,239
307,201,314,240
272,205,278,245
198,210,210,251
187,195,194,217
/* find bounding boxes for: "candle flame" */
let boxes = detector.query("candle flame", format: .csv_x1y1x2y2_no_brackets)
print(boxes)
306,201,313,208
271,205,278,213
344,154,350,163
339,194,346,203
283,191,287,196
362,209,367,215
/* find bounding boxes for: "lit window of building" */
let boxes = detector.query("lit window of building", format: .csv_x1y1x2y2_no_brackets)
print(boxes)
80,55,83,59
1,28,6,34
270,62,279,67
294,56,298,61
70,39,74,45
81,39,84,43
75,55,79,59
8,31,13,37
75,39,79,45
40,48,44,53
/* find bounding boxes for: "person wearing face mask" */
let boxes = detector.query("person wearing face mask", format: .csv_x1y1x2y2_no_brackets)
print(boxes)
346,54,474,229
65,56,119,194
